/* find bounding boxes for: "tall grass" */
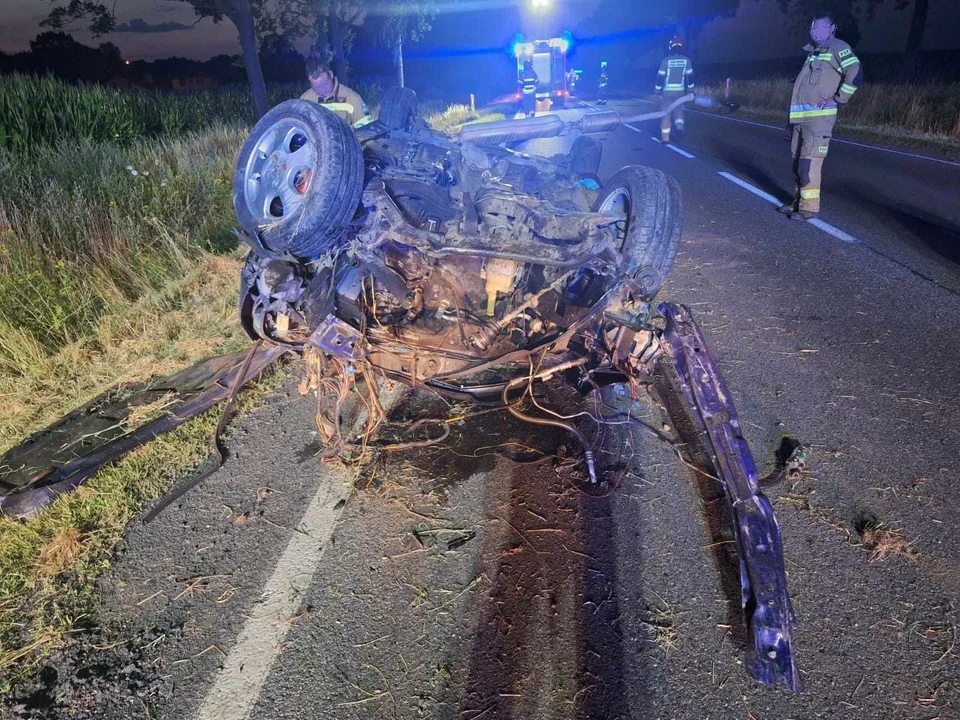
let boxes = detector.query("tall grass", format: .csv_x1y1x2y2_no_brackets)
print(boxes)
0,124,247,358
700,79,960,140
0,74,300,150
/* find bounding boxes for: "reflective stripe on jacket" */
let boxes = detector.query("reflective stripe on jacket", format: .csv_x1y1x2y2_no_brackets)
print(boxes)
521,70,539,95
656,53,694,93
300,81,373,128
789,38,862,123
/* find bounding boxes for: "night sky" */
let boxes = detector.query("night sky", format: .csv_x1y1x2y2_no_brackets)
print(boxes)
0,0,958,62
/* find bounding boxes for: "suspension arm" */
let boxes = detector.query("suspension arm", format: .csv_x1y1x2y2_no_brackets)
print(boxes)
659,302,801,692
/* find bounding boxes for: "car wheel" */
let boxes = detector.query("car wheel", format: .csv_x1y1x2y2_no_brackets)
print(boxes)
593,165,682,290
233,100,364,260
378,87,418,131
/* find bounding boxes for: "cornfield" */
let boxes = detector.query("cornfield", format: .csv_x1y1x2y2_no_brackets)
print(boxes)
700,79,960,139
0,74,301,151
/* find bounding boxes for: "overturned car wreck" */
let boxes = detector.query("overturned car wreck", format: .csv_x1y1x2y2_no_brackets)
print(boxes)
232,90,801,691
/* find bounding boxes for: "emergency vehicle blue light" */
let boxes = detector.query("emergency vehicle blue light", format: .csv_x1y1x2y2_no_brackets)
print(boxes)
558,38,569,53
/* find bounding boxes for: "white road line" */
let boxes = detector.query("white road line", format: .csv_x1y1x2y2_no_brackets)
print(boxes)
717,171,781,206
196,385,407,720
644,134,696,158
826,135,960,168
809,218,857,243
579,101,695,157
665,143,696,159
195,468,345,720
581,98,862,244
718,171,859,244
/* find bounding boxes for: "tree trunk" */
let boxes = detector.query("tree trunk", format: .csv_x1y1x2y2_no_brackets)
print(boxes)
229,0,269,119
329,13,348,80
314,14,330,62
394,33,404,88
901,0,929,80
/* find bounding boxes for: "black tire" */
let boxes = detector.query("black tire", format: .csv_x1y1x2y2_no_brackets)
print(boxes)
378,87,418,131
569,135,602,177
233,100,364,260
592,165,682,286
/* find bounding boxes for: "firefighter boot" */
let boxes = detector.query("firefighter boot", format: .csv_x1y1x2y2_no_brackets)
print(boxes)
673,105,685,140
660,112,671,143
796,156,824,217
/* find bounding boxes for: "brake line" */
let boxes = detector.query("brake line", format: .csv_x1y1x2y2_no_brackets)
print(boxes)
499,357,597,483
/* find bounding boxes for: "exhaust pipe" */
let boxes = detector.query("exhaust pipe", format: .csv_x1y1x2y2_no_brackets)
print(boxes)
457,114,565,145
458,93,702,145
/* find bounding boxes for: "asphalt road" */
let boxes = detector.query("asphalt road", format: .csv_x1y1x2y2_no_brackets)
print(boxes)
11,100,960,720
583,96,960,296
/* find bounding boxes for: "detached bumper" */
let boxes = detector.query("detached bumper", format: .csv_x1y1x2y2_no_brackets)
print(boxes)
660,302,801,692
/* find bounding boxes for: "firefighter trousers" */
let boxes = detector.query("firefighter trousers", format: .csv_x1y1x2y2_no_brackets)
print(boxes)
522,91,536,115
790,119,833,214
660,91,685,141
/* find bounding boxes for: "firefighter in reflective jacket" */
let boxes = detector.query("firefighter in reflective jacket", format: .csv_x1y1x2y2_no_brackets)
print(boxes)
779,13,862,221
597,62,609,104
655,36,694,143
300,57,373,129
520,61,539,117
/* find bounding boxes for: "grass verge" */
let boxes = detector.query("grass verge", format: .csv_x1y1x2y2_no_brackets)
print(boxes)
0,366,284,695
0,74,302,151
698,79,960,158
0,123,247,360
0,253,250,456
0,251,277,692
0,118,258,692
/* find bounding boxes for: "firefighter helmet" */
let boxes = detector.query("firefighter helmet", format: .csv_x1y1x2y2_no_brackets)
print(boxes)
668,36,683,52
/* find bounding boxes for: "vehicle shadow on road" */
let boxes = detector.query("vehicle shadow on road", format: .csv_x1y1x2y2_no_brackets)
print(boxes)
648,370,749,649
458,420,635,720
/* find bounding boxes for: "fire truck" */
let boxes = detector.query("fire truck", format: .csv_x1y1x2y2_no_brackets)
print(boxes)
513,33,571,109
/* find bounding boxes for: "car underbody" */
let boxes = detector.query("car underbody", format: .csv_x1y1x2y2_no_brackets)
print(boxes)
0,90,798,691
230,92,801,690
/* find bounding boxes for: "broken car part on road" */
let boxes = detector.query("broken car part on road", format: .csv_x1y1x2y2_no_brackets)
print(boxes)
0,345,286,520
231,90,800,690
